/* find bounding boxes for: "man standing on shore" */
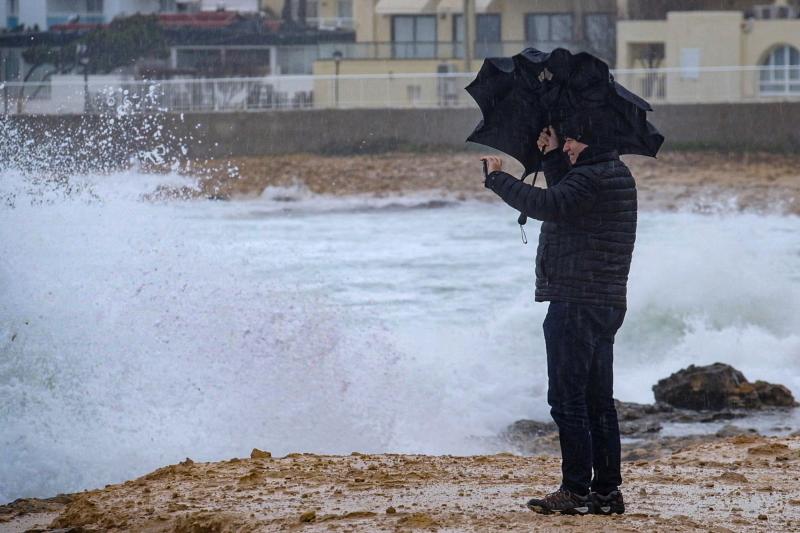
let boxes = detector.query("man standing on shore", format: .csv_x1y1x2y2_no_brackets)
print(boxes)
480,113,635,516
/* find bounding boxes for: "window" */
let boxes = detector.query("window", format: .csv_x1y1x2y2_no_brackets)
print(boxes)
7,0,18,28
760,45,800,94
306,0,318,19
453,14,501,58
337,0,352,19
679,48,701,80
476,14,500,57
406,84,421,104
452,14,464,57
584,13,615,61
175,0,199,12
392,15,437,59
525,13,573,45
86,0,104,13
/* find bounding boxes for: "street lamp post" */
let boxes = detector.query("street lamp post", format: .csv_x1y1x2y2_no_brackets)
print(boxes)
76,44,90,113
332,49,343,107
1,50,8,115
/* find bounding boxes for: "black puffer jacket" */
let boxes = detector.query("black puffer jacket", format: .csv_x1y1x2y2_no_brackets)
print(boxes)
485,148,637,309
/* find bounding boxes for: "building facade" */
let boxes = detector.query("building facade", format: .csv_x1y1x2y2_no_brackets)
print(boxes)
616,2,800,102
309,0,616,107
0,0,261,30
261,0,354,30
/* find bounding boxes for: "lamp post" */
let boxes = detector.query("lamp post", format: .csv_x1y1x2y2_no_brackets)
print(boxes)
1,50,7,115
332,49,343,107
76,43,90,113
463,0,475,71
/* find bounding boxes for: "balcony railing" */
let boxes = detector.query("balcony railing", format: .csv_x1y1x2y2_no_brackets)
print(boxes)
316,40,605,61
307,17,355,30
3,66,798,115
47,12,105,28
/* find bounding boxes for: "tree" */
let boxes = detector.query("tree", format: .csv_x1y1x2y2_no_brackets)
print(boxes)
20,14,168,82
83,14,168,74
21,42,77,83
17,14,168,111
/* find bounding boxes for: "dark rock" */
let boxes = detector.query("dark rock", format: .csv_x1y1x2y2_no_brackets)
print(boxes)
697,411,747,423
500,419,559,455
620,434,715,462
620,419,662,436
615,400,673,421
0,494,73,522
753,380,799,407
502,419,557,441
715,424,759,438
654,363,771,410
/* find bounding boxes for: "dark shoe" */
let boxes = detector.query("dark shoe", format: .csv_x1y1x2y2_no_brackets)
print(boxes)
591,489,625,515
526,487,592,515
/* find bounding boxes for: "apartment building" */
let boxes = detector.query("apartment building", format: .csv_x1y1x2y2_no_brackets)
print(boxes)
262,0,354,30
308,0,616,66
617,0,800,102
0,0,261,30
308,0,616,107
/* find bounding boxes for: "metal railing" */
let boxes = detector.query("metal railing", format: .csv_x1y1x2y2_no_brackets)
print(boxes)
1,66,799,115
47,12,105,27
307,16,355,30
314,40,601,61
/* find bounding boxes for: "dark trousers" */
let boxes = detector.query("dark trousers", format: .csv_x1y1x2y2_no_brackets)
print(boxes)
543,301,625,495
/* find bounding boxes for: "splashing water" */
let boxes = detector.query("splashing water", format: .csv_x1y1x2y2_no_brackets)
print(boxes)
0,84,236,206
2,102,800,503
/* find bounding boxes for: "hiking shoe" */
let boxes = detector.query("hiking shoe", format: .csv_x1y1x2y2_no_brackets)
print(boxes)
526,487,592,515
591,489,625,515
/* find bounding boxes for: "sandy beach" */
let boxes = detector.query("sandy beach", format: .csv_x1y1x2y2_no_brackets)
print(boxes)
3,434,799,532
184,150,800,215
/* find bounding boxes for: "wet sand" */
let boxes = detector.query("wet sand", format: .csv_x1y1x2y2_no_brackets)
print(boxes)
3,435,799,532
184,150,800,215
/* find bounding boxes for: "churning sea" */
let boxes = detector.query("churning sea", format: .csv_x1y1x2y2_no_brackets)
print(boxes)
1,167,800,503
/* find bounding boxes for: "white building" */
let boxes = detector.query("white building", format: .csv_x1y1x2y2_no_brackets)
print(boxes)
0,0,261,31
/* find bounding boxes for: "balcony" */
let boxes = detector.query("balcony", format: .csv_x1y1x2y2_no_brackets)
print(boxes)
316,40,594,61
307,17,355,31
47,12,105,28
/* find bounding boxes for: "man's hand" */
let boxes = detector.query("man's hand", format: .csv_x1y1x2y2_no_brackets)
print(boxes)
537,126,559,154
480,155,503,173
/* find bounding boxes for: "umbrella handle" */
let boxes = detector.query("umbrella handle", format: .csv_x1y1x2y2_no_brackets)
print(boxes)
482,159,489,179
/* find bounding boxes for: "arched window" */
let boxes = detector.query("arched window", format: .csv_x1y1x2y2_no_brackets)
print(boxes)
759,45,800,95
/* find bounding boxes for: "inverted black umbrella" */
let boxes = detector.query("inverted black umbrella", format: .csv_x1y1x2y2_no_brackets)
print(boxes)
465,47,664,178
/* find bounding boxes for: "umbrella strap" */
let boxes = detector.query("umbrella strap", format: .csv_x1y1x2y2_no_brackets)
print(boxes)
516,169,539,244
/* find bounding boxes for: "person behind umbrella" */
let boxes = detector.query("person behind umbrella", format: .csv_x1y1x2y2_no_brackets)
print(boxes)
480,110,634,516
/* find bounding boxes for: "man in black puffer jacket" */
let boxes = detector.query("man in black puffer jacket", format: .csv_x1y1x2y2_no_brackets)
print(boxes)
481,113,635,516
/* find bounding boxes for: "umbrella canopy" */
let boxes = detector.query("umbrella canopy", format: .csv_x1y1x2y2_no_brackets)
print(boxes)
465,47,664,177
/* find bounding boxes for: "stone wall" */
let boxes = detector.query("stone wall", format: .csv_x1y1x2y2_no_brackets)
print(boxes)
8,102,800,162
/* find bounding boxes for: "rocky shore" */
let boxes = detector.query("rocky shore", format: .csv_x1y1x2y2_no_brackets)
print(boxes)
2,363,798,532
3,435,800,532
176,150,800,215
504,363,799,461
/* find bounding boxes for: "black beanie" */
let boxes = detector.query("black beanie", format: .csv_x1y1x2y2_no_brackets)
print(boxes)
557,110,615,148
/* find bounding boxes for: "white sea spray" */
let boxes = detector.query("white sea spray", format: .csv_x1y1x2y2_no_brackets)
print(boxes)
1,99,800,503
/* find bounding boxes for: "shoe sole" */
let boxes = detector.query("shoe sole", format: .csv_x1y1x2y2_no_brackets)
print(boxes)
593,505,625,515
526,502,592,515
